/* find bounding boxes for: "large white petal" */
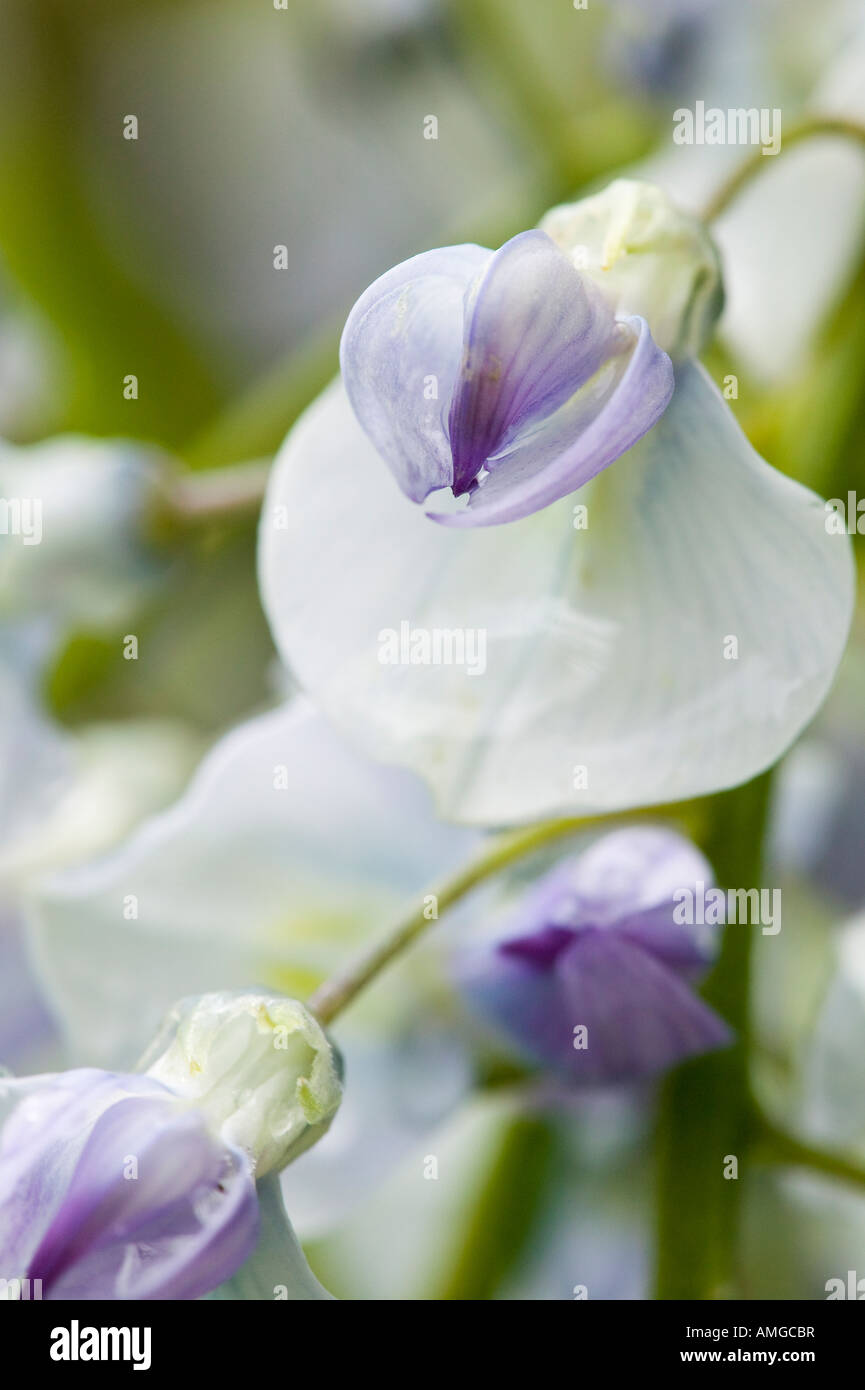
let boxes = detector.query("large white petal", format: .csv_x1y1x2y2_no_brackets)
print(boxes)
27,701,476,1064
259,364,853,825
0,718,202,886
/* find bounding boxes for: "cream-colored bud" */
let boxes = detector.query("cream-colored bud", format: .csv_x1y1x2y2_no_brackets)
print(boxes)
140,991,342,1176
541,179,723,359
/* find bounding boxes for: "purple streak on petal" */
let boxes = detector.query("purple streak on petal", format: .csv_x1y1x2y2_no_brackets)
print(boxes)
499,924,576,969
446,231,620,496
340,244,490,503
0,1068,258,1299
429,313,673,528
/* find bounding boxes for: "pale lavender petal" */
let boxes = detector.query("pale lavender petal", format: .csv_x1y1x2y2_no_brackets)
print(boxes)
446,230,621,494
431,313,673,527
340,244,490,503
567,826,711,920
0,1069,154,1276
492,828,716,974
0,1068,258,1299
567,825,718,972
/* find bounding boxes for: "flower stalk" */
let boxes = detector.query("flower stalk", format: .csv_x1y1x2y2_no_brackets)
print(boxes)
307,814,606,1025
701,117,865,223
653,772,772,1298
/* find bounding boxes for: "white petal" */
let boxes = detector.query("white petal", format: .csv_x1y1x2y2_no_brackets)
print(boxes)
259,364,852,825
631,29,865,383
0,718,202,885
0,632,72,849
207,1174,334,1301
802,911,865,1151
0,435,161,628
715,142,865,383
27,701,476,1064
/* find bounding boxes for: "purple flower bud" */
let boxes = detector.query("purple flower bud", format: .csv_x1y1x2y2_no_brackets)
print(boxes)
0,1068,258,1299
340,229,673,527
458,827,731,1083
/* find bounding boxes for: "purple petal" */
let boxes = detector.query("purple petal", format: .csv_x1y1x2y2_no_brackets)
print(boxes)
462,932,730,1083
566,826,710,919
491,828,717,975
567,826,718,974
340,244,490,503
553,933,730,1081
499,924,576,969
446,230,621,494
431,312,673,527
0,1069,258,1299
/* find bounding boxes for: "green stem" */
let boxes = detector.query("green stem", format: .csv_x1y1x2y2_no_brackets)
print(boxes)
653,772,772,1299
754,1120,865,1195
436,1115,559,1300
309,798,706,1025
309,794,708,1024
702,118,865,223
307,814,606,1025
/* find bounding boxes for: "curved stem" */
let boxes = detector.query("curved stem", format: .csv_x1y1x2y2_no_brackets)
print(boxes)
754,1118,865,1194
702,117,865,224
436,1114,559,1300
307,811,645,1025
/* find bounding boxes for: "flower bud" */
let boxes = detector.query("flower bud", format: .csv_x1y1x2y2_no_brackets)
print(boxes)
540,179,723,359
456,828,730,1084
140,991,342,1176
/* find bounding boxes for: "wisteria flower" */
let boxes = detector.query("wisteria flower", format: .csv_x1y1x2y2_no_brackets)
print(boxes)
0,991,340,1300
340,227,674,527
0,1068,258,1300
259,179,853,825
457,826,730,1083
